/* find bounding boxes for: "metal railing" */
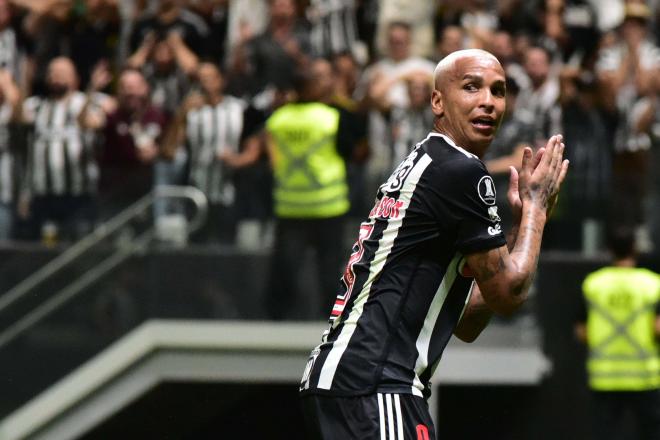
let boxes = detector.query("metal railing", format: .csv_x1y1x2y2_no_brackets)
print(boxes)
0,186,208,349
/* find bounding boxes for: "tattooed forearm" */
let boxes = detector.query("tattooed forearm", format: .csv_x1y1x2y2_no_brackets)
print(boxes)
454,285,493,342
508,203,546,290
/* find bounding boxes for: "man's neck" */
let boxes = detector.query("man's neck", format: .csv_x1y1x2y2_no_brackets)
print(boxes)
613,256,636,268
432,124,487,158
271,17,294,35
158,6,180,25
50,91,73,102
206,93,224,106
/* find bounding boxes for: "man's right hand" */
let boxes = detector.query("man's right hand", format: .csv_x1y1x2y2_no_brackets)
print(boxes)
465,134,568,316
517,134,569,214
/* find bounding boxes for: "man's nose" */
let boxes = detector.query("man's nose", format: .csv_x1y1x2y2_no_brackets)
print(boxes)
479,90,495,111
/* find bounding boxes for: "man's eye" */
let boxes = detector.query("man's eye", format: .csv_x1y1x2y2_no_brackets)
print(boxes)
464,83,477,91
493,87,505,97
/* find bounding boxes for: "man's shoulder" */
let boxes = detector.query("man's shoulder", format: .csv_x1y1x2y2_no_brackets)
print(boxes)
222,95,247,109
422,134,485,173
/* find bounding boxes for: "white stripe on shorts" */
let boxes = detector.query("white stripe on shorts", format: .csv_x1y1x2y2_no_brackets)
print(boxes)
378,393,386,440
386,394,395,440
394,394,404,440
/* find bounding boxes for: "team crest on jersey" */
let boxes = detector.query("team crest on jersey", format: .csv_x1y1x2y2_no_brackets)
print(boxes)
478,176,496,205
380,150,418,193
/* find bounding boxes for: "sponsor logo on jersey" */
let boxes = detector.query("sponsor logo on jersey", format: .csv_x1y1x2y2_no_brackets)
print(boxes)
488,206,501,222
478,175,497,205
488,223,502,236
369,196,404,219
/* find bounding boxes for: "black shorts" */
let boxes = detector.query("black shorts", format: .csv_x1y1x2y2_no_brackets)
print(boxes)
301,392,436,440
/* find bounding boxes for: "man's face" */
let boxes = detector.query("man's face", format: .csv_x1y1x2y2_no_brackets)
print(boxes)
47,58,77,97
387,26,410,62
197,63,224,96
118,71,149,113
310,59,334,101
0,0,11,29
407,74,432,109
524,48,549,88
490,31,514,63
153,41,174,71
432,54,506,155
270,0,296,21
621,18,647,46
438,27,463,58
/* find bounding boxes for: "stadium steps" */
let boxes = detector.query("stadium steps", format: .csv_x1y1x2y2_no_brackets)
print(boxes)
0,319,550,440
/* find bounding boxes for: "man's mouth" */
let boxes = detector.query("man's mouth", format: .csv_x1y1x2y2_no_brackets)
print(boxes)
471,117,496,131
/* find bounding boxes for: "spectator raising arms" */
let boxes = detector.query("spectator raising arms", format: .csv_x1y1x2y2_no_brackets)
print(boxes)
99,68,168,218
18,57,110,241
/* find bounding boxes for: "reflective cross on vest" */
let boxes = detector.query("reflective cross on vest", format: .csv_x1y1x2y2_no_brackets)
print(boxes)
274,132,335,189
586,298,656,360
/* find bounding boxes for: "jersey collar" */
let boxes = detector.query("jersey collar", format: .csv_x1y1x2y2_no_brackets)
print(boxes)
427,132,477,159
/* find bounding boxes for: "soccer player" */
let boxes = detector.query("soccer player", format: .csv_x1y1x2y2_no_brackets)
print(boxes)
300,49,569,439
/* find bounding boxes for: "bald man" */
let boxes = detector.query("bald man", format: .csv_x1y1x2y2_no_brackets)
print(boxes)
299,49,569,439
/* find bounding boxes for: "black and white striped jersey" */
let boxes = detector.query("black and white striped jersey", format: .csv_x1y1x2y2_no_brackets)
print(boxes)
301,132,506,398
185,96,263,205
23,92,102,197
0,27,23,81
0,102,17,204
308,0,358,57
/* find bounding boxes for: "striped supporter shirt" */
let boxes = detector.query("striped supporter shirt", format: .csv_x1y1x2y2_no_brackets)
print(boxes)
186,96,263,205
0,102,16,204
23,92,103,197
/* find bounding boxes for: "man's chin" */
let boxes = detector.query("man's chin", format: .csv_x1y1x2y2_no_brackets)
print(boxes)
467,135,494,157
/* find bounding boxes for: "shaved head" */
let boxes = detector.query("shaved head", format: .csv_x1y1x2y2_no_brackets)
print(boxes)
434,49,502,91
430,49,506,156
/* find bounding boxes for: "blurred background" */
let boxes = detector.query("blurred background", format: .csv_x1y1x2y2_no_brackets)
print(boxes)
0,0,657,439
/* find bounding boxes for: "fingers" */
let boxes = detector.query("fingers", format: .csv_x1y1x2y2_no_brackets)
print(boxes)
532,147,545,170
552,140,565,180
520,146,533,174
549,138,563,179
507,166,519,198
556,159,570,190
546,135,562,171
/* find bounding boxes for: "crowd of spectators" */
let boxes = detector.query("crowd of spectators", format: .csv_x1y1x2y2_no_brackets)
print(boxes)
0,0,657,254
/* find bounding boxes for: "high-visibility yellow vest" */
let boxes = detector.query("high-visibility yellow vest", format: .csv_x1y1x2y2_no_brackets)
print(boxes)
267,102,350,219
582,267,660,391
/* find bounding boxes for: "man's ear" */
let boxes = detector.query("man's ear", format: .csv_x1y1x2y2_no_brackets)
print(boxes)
431,89,444,117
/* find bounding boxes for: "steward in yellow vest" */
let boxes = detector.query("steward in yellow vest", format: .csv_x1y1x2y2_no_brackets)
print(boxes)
267,101,350,219
264,58,355,320
575,228,660,440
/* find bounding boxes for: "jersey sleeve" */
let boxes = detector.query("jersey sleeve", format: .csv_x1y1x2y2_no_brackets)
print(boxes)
438,157,507,254
240,105,266,142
